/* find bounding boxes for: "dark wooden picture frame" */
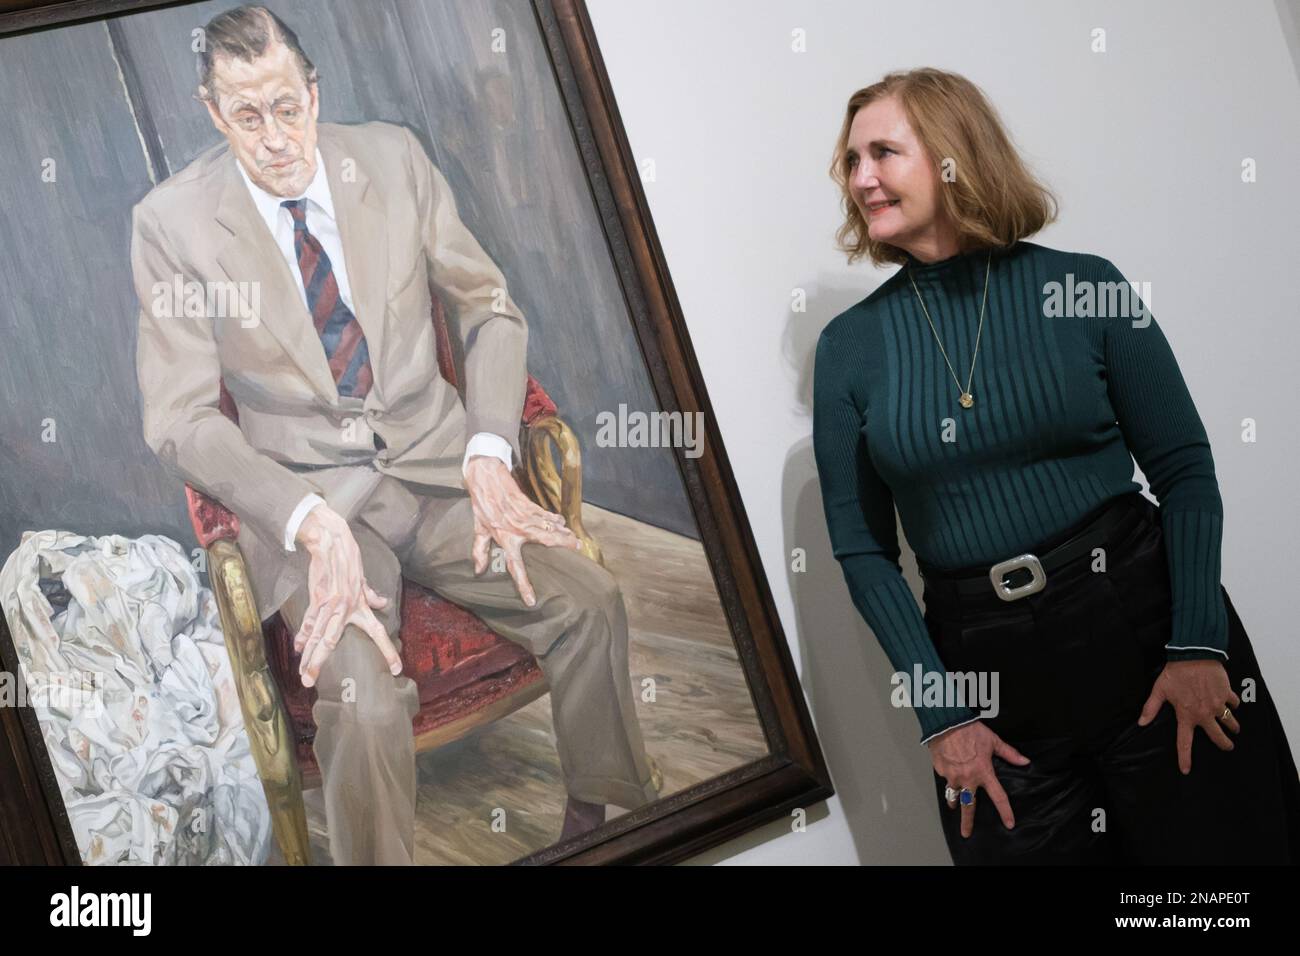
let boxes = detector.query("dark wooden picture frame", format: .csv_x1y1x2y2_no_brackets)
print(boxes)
0,0,831,865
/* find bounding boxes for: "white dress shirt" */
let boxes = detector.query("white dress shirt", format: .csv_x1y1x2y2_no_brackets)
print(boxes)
235,152,513,551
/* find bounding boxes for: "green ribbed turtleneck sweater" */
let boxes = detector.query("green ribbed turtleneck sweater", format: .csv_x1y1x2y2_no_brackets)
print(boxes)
812,240,1228,744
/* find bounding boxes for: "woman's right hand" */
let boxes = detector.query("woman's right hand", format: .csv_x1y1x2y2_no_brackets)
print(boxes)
928,721,1031,837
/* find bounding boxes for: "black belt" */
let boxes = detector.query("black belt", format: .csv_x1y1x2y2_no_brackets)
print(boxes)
917,494,1146,603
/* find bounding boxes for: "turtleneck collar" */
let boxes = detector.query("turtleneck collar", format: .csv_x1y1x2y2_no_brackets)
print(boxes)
899,241,1019,283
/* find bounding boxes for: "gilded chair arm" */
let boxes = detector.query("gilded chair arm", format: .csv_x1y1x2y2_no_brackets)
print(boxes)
206,538,312,865
519,414,603,568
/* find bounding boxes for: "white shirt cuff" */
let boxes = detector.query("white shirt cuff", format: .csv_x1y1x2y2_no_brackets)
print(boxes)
284,493,326,552
462,432,513,477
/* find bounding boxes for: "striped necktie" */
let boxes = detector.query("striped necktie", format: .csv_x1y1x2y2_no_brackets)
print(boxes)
281,198,373,399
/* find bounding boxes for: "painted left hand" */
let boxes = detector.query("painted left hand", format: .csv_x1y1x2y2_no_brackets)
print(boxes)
462,455,582,607
1138,659,1240,775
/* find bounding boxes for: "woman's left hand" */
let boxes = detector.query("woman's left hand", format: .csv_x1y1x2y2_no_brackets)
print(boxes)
1138,660,1240,775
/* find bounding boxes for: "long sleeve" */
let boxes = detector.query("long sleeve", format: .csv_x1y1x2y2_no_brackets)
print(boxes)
1089,255,1229,661
404,126,529,467
812,330,980,743
132,200,322,544
283,493,325,552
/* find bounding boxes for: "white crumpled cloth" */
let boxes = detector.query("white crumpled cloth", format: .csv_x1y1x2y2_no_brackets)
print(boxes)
0,530,270,865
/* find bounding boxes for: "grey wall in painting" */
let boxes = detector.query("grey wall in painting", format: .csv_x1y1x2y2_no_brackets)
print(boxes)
0,19,190,550
0,0,698,577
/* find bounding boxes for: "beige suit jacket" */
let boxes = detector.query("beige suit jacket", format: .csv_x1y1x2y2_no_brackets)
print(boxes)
131,121,529,619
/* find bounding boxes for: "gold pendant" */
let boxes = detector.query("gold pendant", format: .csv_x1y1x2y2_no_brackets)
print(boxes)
959,392,974,409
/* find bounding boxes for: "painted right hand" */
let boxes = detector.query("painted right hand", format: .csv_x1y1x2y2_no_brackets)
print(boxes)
293,502,401,688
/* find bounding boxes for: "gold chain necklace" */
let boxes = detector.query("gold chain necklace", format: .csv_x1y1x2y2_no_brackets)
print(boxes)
906,250,991,409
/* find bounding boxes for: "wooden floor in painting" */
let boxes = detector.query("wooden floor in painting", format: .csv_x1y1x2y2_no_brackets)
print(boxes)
266,503,768,865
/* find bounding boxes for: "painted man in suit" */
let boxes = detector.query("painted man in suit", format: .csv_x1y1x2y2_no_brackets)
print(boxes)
130,5,656,864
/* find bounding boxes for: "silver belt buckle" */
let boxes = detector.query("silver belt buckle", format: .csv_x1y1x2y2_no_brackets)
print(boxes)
988,553,1046,602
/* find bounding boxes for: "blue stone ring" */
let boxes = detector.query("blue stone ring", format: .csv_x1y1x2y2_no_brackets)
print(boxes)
944,785,975,807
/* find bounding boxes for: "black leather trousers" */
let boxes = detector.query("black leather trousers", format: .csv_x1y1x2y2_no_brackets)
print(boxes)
919,492,1300,865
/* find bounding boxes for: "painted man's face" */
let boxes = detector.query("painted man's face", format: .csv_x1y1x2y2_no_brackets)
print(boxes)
202,40,319,197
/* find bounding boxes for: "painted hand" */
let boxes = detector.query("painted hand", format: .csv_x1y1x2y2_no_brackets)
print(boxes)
292,502,400,688
462,455,582,607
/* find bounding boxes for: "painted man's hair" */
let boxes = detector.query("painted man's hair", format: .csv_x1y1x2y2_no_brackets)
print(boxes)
196,5,317,100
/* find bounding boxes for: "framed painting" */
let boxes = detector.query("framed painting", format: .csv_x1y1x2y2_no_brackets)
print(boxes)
0,0,830,865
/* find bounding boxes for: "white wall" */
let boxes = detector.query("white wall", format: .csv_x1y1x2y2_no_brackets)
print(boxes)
585,0,1300,864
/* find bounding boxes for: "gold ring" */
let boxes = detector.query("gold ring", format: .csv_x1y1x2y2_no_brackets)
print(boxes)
1219,706,1231,722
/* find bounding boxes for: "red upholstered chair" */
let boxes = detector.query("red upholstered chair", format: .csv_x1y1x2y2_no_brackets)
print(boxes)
185,292,642,865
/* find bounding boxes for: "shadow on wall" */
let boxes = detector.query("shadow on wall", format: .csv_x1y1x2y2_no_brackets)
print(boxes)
781,274,955,865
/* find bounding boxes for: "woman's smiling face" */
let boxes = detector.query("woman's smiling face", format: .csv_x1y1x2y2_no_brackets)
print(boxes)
845,95,948,256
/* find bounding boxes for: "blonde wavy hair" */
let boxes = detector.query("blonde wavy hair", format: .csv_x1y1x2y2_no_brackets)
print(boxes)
829,68,1059,268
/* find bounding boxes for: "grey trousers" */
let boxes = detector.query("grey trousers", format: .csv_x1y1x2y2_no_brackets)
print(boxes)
278,473,657,865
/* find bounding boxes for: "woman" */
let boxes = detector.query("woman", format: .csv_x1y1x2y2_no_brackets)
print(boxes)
813,67,1300,864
